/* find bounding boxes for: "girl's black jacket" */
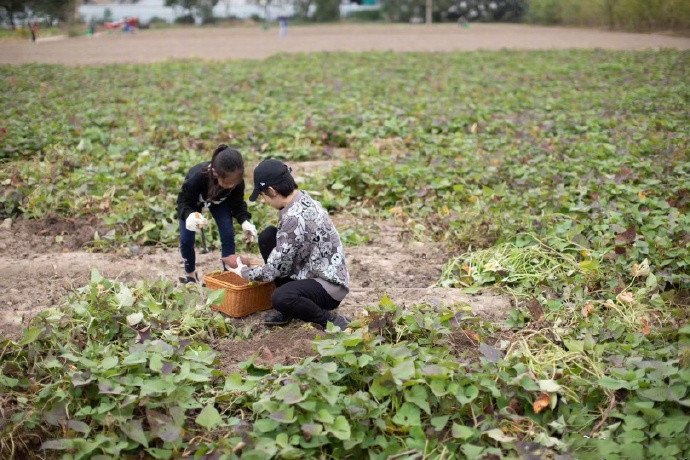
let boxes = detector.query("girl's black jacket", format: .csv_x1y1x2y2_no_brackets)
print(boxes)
176,162,251,224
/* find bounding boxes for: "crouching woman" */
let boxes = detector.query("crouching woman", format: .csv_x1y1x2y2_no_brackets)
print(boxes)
223,159,350,330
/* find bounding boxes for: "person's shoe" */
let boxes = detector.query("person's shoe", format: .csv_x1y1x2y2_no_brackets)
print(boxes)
326,312,351,330
179,273,205,287
264,309,292,326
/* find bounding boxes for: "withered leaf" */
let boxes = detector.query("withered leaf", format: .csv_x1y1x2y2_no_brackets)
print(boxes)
533,393,551,414
615,226,636,245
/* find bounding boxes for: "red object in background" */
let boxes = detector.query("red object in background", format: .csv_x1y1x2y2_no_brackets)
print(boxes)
104,17,139,29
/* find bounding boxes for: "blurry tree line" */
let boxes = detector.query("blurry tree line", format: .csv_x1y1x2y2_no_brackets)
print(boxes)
0,0,75,28
3,0,687,32
287,0,689,30
526,0,690,31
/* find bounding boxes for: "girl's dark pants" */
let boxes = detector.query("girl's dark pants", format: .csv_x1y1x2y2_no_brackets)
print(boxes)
179,205,236,274
259,226,340,326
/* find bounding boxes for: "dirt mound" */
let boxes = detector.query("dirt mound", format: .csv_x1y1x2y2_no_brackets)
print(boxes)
213,324,321,374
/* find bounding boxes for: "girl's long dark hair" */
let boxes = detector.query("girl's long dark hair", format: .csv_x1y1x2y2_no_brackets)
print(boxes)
206,144,244,200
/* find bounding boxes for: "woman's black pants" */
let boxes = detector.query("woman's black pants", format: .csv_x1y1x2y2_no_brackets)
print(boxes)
259,226,340,326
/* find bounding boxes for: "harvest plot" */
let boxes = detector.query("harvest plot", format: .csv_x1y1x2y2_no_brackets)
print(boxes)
1,39,689,459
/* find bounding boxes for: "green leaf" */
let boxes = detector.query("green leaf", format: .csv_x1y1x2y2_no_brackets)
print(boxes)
462,444,484,458
579,259,599,272
452,423,476,440
655,416,689,437
117,286,135,308
638,385,686,402
462,285,481,294
126,312,143,326
196,404,222,430
0,375,19,388
622,416,647,431
431,415,449,431
18,327,42,346
430,379,449,396
379,294,395,307
598,377,631,390
370,370,397,399
146,448,173,459
485,428,516,443
314,409,334,424
620,443,645,460
149,353,163,372
121,419,149,447
329,416,351,441
269,407,296,423
456,384,479,404
140,378,175,396
391,360,415,381
538,379,562,393
224,372,254,391
513,374,539,391
404,385,431,414
254,418,279,433
207,288,225,306
100,356,118,371
391,403,421,427
275,383,306,404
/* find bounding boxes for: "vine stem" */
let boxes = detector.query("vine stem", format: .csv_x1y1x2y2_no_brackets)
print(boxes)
589,394,617,438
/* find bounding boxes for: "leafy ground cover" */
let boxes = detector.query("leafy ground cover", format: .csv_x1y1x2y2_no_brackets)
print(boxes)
1,49,689,458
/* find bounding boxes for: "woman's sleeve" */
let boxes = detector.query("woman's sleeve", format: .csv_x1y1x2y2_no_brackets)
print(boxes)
176,173,202,221
242,215,302,282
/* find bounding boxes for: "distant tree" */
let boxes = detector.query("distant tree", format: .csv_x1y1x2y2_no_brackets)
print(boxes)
1,0,78,29
250,0,288,21
0,0,29,29
313,0,339,21
32,0,78,23
379,0,423,22
165,0,219,22
293,0,312,19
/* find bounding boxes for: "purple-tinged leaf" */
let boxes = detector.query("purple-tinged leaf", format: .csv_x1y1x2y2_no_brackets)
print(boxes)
136,326,152,343
478,342,504,362
41,439,74,450
98,381,124,395
66,419,90,434
43,403,67,426
615,226,636,245
121,419,149,447
161,361,173,375
71,371,93,387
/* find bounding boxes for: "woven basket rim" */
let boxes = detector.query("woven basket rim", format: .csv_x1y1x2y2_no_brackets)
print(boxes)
202,271,271,291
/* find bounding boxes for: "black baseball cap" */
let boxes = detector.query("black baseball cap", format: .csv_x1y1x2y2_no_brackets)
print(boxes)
249,159,292,202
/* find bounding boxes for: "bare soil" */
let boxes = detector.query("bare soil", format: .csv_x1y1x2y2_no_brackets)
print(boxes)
1,23,688,65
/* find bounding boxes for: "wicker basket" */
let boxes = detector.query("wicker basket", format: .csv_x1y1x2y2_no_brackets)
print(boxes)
203,271,275,318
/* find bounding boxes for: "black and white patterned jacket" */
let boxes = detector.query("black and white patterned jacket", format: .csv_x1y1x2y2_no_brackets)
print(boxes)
242,191,349,299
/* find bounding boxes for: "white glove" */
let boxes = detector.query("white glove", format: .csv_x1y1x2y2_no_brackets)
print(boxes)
185,212,208,232
241,221,258,245
226,254,248,278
